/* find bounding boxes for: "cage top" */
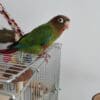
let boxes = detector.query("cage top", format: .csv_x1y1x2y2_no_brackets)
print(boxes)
0,43,61,83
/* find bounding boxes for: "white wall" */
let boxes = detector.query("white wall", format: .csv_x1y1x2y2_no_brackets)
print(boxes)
0,0,100,100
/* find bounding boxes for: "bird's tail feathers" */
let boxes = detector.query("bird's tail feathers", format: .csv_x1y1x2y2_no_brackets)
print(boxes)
7,42,18,49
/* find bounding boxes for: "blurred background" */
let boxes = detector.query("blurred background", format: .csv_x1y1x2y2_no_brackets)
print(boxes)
0,0,100,100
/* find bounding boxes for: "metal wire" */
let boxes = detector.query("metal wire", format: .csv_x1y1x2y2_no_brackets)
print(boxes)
0,43,61,100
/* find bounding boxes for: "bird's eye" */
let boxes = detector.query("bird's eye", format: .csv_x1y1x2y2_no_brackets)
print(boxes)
57,18,64,23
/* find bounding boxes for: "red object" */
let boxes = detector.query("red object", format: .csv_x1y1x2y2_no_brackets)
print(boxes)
0,49,17,54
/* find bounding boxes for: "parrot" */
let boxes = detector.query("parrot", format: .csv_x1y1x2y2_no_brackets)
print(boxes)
0,15,70,55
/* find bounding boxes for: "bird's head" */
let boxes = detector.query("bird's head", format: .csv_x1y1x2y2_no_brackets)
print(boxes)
49,15,70,33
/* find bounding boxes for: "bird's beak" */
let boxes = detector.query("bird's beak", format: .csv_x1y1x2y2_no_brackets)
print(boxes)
64,21,70,29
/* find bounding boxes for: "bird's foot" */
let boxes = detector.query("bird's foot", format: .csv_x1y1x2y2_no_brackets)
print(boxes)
36,52,51,63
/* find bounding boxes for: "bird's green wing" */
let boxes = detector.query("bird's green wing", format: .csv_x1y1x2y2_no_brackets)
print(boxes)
15,23,54,49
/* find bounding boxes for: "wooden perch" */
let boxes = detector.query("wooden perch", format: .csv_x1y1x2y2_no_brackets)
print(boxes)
0,28,15,43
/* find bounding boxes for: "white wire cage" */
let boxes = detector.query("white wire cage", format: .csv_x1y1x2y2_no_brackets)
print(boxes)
0,43,61,100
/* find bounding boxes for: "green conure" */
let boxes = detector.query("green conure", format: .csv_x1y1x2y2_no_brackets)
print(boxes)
0,15,70,54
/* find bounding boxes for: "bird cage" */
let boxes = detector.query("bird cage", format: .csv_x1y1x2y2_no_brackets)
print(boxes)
0,43,61,100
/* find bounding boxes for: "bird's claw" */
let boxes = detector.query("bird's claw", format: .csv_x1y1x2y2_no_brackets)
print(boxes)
42,53,51,63
36,52,51,63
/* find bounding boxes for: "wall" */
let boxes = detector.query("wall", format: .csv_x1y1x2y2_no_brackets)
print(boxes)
0,0,100,100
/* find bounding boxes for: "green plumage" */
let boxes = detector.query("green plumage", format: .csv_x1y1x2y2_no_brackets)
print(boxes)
7,15,70,54
11,23,58,54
